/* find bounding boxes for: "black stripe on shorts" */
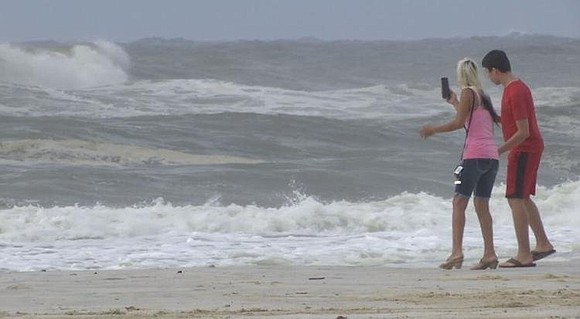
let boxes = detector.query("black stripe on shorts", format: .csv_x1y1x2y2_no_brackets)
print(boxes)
511,152,528,199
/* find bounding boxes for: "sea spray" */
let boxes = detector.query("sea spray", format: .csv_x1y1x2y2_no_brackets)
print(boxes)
0,41,129,89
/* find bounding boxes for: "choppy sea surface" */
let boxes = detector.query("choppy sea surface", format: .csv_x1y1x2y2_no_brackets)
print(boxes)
1,35,579,271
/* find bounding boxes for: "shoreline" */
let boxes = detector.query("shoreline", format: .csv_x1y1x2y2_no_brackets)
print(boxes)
1,262,579,318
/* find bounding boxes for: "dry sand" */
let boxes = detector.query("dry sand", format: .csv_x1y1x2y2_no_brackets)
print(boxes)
1,262,579,318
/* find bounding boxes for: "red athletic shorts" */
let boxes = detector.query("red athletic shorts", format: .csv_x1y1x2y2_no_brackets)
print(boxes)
505,151,542,198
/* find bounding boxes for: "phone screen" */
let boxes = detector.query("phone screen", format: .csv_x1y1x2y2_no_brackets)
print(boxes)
441,77,450,99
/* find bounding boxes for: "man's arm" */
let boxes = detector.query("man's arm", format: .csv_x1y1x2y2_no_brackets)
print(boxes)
498,118,529,155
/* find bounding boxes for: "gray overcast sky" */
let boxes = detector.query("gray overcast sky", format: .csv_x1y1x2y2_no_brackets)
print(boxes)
1,0,579,42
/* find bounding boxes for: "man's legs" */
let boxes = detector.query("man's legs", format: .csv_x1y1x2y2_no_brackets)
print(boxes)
501,198,534,266
524,199,554,252
501,151,548,266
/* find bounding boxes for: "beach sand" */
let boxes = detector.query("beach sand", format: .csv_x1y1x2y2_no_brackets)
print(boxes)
1,262,579,319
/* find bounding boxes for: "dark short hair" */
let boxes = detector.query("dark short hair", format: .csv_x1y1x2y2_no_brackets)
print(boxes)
481,50,511,73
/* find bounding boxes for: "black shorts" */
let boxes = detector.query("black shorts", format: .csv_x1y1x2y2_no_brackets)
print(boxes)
455,158,499,199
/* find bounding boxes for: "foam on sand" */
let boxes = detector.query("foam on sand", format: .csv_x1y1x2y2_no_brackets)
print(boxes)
0,139,261,166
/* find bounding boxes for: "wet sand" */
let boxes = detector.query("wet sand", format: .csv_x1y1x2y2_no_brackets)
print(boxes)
1,262,579,318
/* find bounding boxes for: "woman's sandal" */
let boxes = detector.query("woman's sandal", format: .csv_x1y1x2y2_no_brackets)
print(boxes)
470,258,499,270
439,256,464,270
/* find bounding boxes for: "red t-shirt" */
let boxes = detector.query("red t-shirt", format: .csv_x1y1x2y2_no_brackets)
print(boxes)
501,80,544,153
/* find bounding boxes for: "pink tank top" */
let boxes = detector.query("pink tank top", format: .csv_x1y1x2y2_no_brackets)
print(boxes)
463,90,499,160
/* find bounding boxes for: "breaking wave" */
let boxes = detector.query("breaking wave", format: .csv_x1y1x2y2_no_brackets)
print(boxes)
0,41,129,89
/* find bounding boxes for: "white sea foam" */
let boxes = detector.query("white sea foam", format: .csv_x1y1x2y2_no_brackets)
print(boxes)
125,79,447,120
0,79,448,119
1,38,578,273
1,180,578,271
3,79,579,121
0,41,129,89
0,139,261,166
534,86,580,108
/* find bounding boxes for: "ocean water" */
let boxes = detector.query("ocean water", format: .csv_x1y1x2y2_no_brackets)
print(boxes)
0,35,579,271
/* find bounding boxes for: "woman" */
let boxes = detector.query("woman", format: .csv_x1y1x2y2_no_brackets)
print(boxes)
420,58,501,270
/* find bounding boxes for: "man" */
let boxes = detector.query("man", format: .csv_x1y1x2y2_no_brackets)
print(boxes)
481,50,555,268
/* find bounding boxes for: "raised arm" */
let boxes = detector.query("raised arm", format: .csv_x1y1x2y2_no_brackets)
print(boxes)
420,88,474,139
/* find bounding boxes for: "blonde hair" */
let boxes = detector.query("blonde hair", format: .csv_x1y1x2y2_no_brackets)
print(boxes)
456,57,501,125
456,58,483,91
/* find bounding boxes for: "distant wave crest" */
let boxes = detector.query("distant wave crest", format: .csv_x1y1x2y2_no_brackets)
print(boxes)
0,41,129,89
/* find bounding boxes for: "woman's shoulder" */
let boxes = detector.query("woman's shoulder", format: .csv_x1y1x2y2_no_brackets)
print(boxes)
460,87,479,100
463,86,480,93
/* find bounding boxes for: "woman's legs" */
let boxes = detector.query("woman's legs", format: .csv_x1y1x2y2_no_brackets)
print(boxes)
450,194,469,258
444,158,498,268
440,194,469,269
473,197,497,262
